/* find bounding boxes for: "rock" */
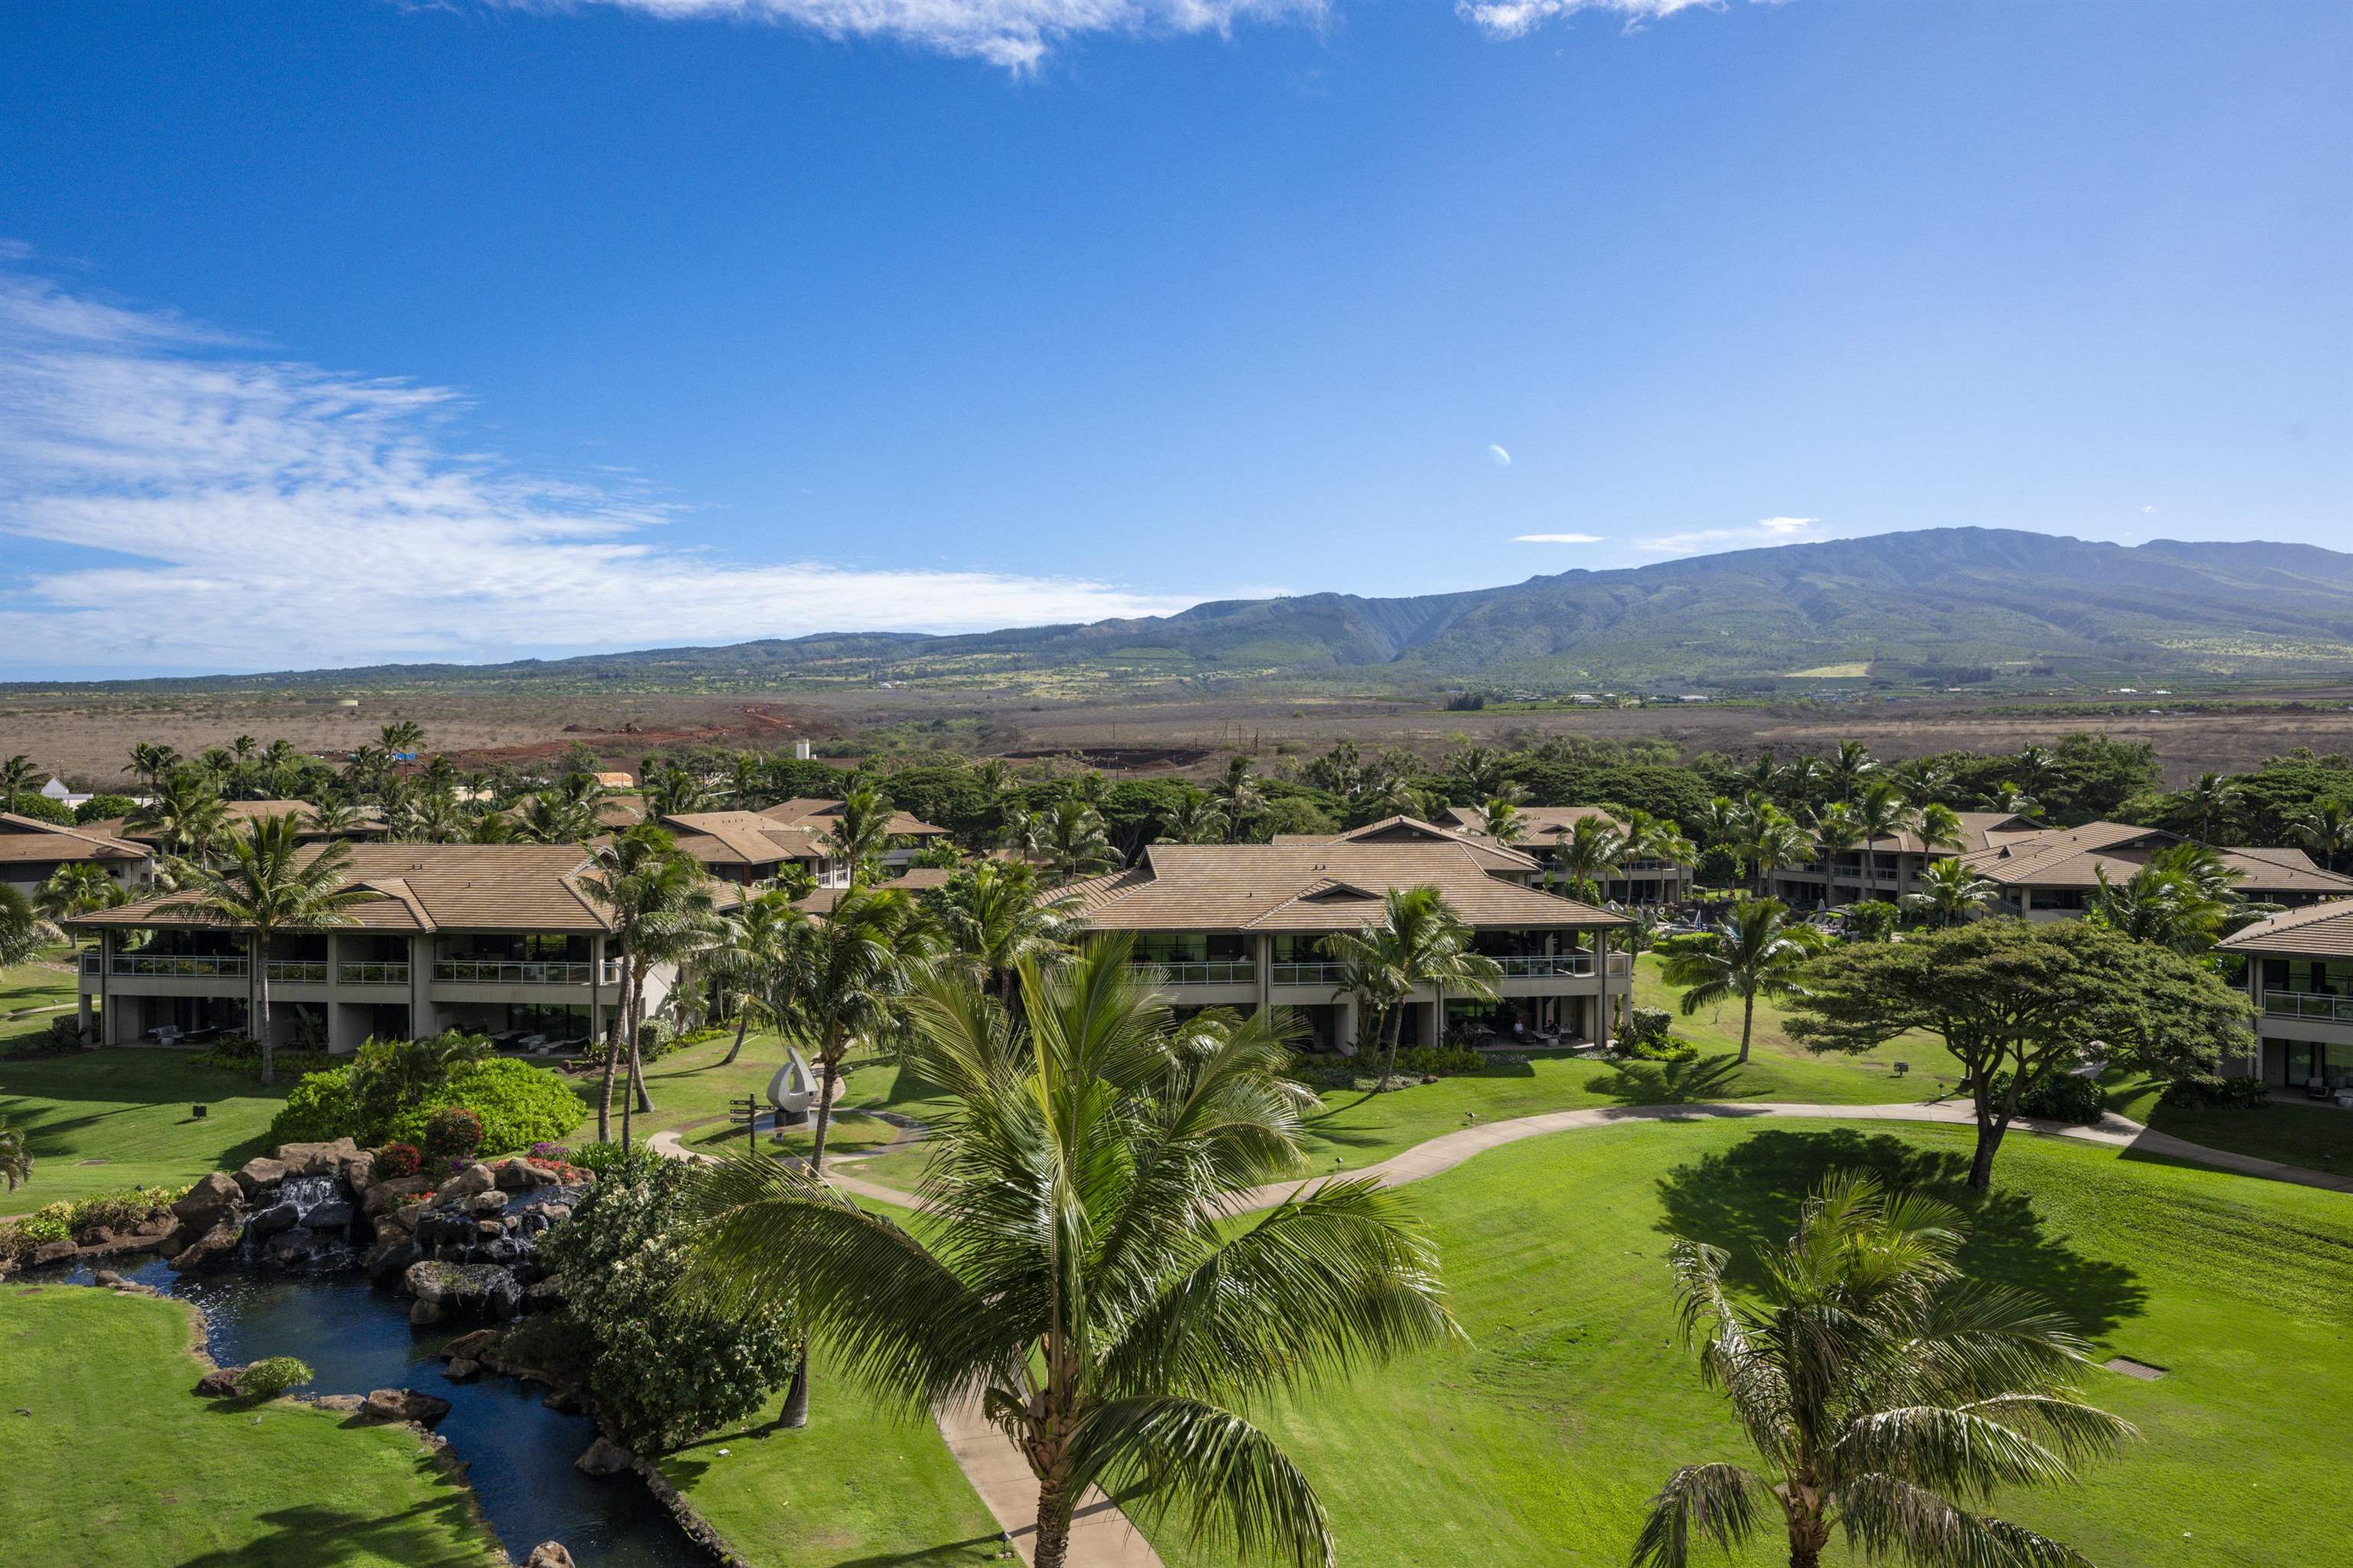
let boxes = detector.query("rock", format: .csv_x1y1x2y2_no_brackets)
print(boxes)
410,1298,446,1326
444,1359,481,1381
195,1367,245,1399
154,1229,186,1260
443,1327,502,1361
365,1239,424,1285
524,1544,577,1568
360,1388,452,1426
267,1226,319,1262
540,1385,584,1413
234,1156,289,1198
303,1200,354,1229
365,1175,435,1216
92,1269,124,1288
313,1393,365,1413
440,1163,499,1201
27,1240,77,1267
574,1436,633,1476
468,1190,510,1216
475,1220,506,1242
339,1150,376,1192
538,1204,571,1227
169,1219,243,1273
247,1200,303,1239
496,1160,557,1191
404,1259,523,1320
273,1138,362,1179
172,1172,244,1229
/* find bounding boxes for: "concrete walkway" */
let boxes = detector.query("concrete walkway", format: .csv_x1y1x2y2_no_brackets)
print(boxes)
649,1095,2351,1568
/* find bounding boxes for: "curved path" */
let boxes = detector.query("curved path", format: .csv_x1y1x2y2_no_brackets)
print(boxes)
650,1098,2351,1568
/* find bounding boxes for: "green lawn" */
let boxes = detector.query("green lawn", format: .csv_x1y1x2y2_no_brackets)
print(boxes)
1144,1117,2353,1568
0,1049,292,1216
1,954,77,1021
2106,1076,2353,1174
608,1034,959,1138
0,1285,499,1566
658,1375,1002,1568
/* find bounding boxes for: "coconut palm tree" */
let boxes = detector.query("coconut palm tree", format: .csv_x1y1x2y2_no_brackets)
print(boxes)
129,768,229,863
378,720,425,755
2181,771,2241,845
705,889,810,1067
928,857,1076,1000
1744,809,1814,902
127,742,182,794
1852,781,1916,901
1634,1170,2132,1568
1481,797,1527,847
1215,755,1265,843
819,786,898,889
512,777,608,846
0,1119,29,1193
153,816,371,1085
679,940,1459,1568
1901,857,1998,928
1808,803,1865,905
1316,885,1502,1087
2290,798,2353,874
1551,813,1631,902
0,755,40,816
1159,787,1229,846
646,765,714,820
1827,739,1877,802
1656,898,1825,1065
2088,843,2245,955
0,885,47,967
1915,801,1965,855
578,826,722,1144
774,884,935,1174
35,862,120,922
1027,796,1118,884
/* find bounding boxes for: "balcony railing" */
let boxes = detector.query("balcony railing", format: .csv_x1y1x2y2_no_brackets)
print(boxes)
79,951,100,976
110,954,247,978
2264,990,2353,1025
337,961,411,987
433,959,604,987
1270,961,1349,988
263,960,331,984
1493,954,1599,978
1134,959,1256,987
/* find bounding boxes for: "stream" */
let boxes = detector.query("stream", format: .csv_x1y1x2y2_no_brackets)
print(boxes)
45,1255,712,1567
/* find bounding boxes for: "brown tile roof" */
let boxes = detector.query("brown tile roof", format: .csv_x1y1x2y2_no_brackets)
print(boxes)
761,798,947,840
64,843,624,934
2217,899,2353,958
0,813,149,864
1271,815,1540,874
662,811,826,866
1955,822,2353,895
794,866,957,916
1071,842,1625,934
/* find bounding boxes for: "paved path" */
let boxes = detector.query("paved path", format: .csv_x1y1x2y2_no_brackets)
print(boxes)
650,1095,2351,1568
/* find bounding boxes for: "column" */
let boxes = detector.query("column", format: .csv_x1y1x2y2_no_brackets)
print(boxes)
1336,994,1359,1056
1595,929,1614,1054
77,990,94,1046
1254,934,1272,1016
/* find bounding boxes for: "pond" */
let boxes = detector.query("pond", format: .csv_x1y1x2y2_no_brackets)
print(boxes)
48,1255,712,1567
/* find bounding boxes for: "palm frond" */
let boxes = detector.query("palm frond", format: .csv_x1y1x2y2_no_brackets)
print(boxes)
1068,1395,1334,1568
1628,1462,1767,1568
1835,1471,2097,1568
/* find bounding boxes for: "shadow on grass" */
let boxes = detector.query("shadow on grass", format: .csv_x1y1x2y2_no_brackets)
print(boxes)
1654,1128,2148,1337
173,1494,491,1568
1582,1053,1750,1106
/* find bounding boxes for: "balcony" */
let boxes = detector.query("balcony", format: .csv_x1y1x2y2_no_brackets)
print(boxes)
337,961,411,987
1494,954,1598,978
1270,961,1349,988
433,959,608,987
1134,959,1256,987
2264,990,2353,1026
263,960,331,984
110,954,247,978
79,951,100,976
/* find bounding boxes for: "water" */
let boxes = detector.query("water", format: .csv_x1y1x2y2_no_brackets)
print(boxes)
50,1255,711,1567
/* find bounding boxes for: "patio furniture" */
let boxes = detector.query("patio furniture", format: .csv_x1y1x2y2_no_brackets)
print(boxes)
2305,1076,2332,1101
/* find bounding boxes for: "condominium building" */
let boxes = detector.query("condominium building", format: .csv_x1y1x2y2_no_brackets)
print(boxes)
62,843,694,1053
1952,823,2353,918
1062,834,1632,1053
0,813,153,895
2214,899,2353,1092
661,798,951,887
1434,804,1696,905
1768,810,2040,908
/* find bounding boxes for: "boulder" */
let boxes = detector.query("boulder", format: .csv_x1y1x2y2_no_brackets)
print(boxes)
91,1269,125,1288
303,1200,355,1230
273,1138,363,1179
234,1156,288,1198
172,1172,245,1229
574,1436,633,1476
404,1259,524,1320
409,1298,445,1327
496,1160,558,1191
468,1190,510,1217
360,1388,452,1426
247,1200,303,1239
364,1174,436,1216
169,1220,241,1273
365,1239,424,1285
444,1359,481,1382
440,1163,499,1201
312,1393,365,1414
524,1545,576,1568
339,1149,377,1193
195,1367,245,1399
443,1328,502,1362
27,1239,77,1267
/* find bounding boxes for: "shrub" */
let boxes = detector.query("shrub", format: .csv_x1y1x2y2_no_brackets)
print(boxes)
1694,844,1744,887
2161,1072,2270,1111
1394,1044,1484,1077
1628,1033,1699,1063
1842,900,1900,943
1621,1007,1674,1052
267,1069,358,1145
419,1107,485,1165
528,1142,572,1164
373,1142,422,1180
1988,1069,2108,1125
388,1059,586,1156
237,1357,313,1399
7,795,72,825
536,1149,800,1449
74,794,138,823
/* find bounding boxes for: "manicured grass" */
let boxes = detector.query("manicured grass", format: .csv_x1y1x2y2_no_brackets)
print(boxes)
601,1033,959,1141
1,953,77,1020
0,1048,290,1216
2107,1076,2353,1174
0,1285,499,1566
658,1375,1002,1568
682,1107,906,1158
1144,1117,2353,1568
1631,950,1968,1086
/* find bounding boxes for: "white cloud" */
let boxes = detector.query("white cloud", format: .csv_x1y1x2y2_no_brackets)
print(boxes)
1635,515,1821,555
2141,504,2156,514
1486,443,1512,466
1455,0,1745,41
1511,532,1602,544
0,263,1194,677
502,0,1329,69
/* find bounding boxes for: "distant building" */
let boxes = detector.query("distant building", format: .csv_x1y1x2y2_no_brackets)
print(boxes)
0,813,152,895
2215,899,2353,1092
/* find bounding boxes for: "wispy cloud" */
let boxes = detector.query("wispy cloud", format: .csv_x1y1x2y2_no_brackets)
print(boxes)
1635,515,1821,555
499,0,1329,70
0,257,1193,678
1486,444,1513,466
1455,0,1751,42
1512,532,1603,544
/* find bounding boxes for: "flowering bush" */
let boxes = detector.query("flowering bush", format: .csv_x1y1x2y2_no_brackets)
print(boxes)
419,1106,485,1165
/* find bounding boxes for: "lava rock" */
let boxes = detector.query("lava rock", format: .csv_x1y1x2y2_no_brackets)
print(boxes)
172,1172,245,1230
443,1327,502,1361
195,1367,245,1399
366,1239,424,1285
541,1386,584,1413
410,1298,445,1326
247,1200,303,1239
444,1358,481,1381
364,1175,436,1216
496,1160,557,1191
524,1543,577,1568
273,1138,363,1180
304,1200,355,1230
360,1388,452,1426
574,1436,633,1476
27,1239,77,1267
91,1269,125,1288
440,1163,499,1201
234,1156,288,1198
468,1190,510,1216
169,1219,242,1274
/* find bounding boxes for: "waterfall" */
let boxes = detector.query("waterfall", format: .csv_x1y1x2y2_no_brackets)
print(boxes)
280,1174,341,1223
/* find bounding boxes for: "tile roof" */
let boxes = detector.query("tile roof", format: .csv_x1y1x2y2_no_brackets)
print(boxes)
1070,841,1626,934
1271,815,1541,873
794,866,956,916
0,813,149,864
662,811,826,866
1955,822,2353,895
761,797,948,840
2216,898,2353,959
64,843,623,934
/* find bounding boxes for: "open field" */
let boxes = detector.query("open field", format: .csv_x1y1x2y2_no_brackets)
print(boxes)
1143,1116,2353,1568
0,1047,291,1218
0,1287,500,1566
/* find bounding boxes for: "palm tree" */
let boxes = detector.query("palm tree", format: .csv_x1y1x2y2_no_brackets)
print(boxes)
1993,779,2040,818
578,826,721,1144
35,862,120,922
1317,886,1502,1086
928,858,1075,1000
1656,898,1824,1064
1691,795,1751,856
1744,809,1813,902
2290,798,2353,874
646,765,714,819
1028,796,1117,884
679,940,1458,1567
1901,856,1998,928
1915,801,1965,855
1807,803,1864,904
1634,1170,2131,1568
130,768,229,862
153,816,371,1084
2181,771,2240,845
1481,797,1527,847
513,776,608,846
1852,781,1916,901
1159,787,1228,846
1828,739,1877,802
127,742,182,794
0,1119,28,1193
705,889,809,1066
2012,742,2063,800
0,885,47,968
2088,842,2244,955
820,786,898,889
1448,745,1509,800
378,720,425,755
774,884,934,1174
0,755,39,816
1552,813,1631,902
1215,755,1265,843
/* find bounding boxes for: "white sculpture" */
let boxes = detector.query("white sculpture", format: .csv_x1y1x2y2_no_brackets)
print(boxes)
766,1047,815,1127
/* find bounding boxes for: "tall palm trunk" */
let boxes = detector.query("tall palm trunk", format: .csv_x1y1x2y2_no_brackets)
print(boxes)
807,1028,845,1174
1032,1474,1076,1568
252,928,276,1084
1783,1485,1831,1568
1739,991,1755,1065
596,1007,620,1143
722,1007,749,1066
1373,1000,1407,1091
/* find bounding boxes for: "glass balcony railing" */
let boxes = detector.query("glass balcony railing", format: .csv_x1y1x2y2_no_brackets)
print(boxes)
110,954,247,978
1491,954,1598,977
1269,961,1349,987
433,959,604,986
1132,959,1256,987
2264,990,2353,1025
78,951,100,975
336,961,411,987
263,960,330,984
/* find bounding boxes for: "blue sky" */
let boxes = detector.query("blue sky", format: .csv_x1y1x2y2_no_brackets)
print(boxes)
1,0,2346,677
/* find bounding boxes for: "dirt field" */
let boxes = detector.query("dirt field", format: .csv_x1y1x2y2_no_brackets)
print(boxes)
9,679,2353,790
